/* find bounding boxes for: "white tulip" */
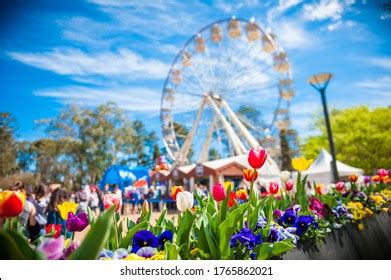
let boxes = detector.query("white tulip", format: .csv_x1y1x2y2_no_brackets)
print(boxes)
176,191,194,212
280,170,291,182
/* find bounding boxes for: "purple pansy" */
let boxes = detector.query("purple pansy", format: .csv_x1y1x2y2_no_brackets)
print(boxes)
136,247,156,258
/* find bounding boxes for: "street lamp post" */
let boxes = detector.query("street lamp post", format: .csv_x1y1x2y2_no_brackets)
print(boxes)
307,73,339,183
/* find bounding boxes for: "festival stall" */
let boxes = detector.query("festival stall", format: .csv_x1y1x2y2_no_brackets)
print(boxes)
303,148,364,184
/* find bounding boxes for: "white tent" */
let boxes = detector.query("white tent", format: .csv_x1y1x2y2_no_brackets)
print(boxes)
303,148,363,184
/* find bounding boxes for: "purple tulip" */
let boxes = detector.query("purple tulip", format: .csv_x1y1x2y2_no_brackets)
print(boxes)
364,176,371,184
63,241,79,258
38,236,64,260
66,212,89,232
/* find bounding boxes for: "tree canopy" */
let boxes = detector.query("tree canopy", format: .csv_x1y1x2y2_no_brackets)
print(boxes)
301,106,391,174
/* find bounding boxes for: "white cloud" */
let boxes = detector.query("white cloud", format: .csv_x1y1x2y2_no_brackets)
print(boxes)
9,48,169,81
367,56,391,70
355,76,391,92
303,0,344,21
273,20,315,49
35,86,162,113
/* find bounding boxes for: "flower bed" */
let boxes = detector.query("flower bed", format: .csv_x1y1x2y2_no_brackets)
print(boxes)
0,149,390,260
282,211,391,259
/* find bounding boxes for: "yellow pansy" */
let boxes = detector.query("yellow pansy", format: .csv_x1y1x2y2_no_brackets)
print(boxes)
148,251,165,260
58,201,78,220
124,254,145,260
292,156,313,171
380,189,391,200
370,194,386,206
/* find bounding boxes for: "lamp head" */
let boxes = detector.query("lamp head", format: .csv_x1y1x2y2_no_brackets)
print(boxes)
307,72,333,91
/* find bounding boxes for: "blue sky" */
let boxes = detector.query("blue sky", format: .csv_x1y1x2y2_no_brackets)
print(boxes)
1,0,390,143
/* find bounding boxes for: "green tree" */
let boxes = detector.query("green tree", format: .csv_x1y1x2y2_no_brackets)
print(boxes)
36,102,154,184
301,106,391,173
0,113,18,177
208,148,221,161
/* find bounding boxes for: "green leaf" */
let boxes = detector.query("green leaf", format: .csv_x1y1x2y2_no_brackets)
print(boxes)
165,242,181,260
69,206,115,260
175,210,196,259
271,239,295,256
0,230,45,260
218,203,247,257
202,221,219,259
118,220,148,249
219,185,232,224
87,207,95,225
156,206,167,227
256,242,273,260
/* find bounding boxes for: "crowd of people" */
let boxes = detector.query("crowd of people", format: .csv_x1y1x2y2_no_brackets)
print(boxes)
1,181,126,241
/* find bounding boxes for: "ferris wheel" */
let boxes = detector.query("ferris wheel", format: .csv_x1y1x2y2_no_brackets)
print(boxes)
161,17,294,166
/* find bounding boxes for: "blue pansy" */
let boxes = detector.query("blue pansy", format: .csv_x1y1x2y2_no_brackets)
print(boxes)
281,208,298,226
230,228,262,250
131,230,159,253
157,230,173,249
294,215,317,236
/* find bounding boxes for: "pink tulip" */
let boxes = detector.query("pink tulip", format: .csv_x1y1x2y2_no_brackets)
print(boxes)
212,183,226,201
377,169,389,177
103,193,121,212
335,181,345,193
248,147,268,169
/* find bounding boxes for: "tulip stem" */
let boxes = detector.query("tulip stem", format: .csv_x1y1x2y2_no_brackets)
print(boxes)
113,216,119,248
247,176,255,227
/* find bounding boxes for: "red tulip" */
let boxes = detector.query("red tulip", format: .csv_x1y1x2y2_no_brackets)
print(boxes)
212,183,226,202
45,224,62,238
243,168,258,182
248,147,268,169
269,181,279,195
103,193,121,212
228,192,236,207
285,181,294,191
335,182,345,193
0,191,26,218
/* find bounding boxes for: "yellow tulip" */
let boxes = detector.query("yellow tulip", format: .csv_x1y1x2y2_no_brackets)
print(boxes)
292,156,313,171
58,201,78,220
224,181,234,190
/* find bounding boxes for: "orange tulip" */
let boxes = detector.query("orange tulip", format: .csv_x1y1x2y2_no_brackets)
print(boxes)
243,168,258,182
372,175,380,183
171,186,184,200
349,174,358,183
0,190,26,218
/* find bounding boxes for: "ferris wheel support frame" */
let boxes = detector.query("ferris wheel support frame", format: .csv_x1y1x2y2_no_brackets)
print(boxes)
197,114,217,163
205,95,247,155
176,98,207,166
220,99,260,149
